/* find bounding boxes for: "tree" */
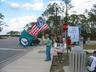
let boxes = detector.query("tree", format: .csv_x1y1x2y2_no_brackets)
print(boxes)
7,31,20,35
87,4,96,33
68,14,78,25
25,22,35,31
62,0,73,22
42,2,65,36
86,4,96,39
68,13,91,38
0,13,7,32
0,13,4,32
42,3,64,18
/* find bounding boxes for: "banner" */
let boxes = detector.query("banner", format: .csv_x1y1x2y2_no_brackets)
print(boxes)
19,30,35,47
68,26,79,42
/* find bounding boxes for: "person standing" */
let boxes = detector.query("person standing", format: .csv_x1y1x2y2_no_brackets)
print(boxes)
53,39,58,56
66,36,72,53
56,36,64,63
45,34,52,61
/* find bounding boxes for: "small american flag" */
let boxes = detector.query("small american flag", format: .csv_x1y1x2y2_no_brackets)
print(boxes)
29,17,49,37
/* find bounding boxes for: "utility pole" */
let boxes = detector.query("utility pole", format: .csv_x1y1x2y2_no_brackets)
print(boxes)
65,2,68,23
62,0,71,23
62,0,71,43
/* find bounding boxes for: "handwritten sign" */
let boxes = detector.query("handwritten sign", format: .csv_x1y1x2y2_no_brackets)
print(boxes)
68,26,79,42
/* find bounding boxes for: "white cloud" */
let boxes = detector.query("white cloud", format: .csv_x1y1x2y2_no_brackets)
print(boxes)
35,0,43,1
9,16,37,30
8,2,20,9
1,0,45,10
32,2,44,10
32,0,43,2
22,1,45,10
70,0,96,14
0,16,37,34
6,1,45,10
22,3,32,10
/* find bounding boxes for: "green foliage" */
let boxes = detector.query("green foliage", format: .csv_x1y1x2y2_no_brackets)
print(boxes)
24,2,96,40
42,2,65,36
7,31,20,35
37,33,43,38
62,0,71,4
0,13,4,32
25,22,35,31
87,4,96,37
42,3,64,17
74,4,96,38
0,13,4,19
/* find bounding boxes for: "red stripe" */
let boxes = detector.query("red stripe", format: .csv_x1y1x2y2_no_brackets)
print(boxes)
29,25,36,33
32,28,40,36
40,24,49,32
29,26,41,36
29,24,49,37
31,25,37,33
31,26,38,34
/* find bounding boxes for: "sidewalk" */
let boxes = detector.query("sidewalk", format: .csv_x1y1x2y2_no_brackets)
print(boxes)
0,46,52,72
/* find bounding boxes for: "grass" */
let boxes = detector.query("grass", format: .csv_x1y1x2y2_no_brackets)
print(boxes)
83,44,96,49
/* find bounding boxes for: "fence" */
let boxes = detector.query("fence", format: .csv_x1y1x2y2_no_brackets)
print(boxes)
69,46,86,72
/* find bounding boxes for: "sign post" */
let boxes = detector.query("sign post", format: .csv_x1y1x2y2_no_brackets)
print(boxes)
63,23,68,40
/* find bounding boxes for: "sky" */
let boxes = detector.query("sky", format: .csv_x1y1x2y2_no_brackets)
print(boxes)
0,0,96,35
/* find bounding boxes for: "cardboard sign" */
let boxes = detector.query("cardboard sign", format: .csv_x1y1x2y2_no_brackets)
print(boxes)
68,26,79,42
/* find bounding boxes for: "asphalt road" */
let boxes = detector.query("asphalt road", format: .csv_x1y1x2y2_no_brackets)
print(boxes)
0,37,31,69
0,37,22,48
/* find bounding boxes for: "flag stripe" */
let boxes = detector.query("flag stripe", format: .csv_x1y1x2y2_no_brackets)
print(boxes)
33,26,41,35
29,25,41,36
29,24,49,36
32,27,40,36
40,24,49,32
30,25,38,34
28,17,49,37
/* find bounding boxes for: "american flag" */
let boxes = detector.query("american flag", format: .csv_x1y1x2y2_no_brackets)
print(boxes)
29,17,49,37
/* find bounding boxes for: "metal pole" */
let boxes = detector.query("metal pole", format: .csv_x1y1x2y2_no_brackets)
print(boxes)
65,3,68,42
65,3,68,23
65,30,67,40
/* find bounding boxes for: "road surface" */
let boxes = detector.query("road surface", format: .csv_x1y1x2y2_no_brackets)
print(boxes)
0,37,32,69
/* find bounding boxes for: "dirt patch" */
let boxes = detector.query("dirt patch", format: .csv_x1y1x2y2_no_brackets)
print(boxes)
50,53,69,72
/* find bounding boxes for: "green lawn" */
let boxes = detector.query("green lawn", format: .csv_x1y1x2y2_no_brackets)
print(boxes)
83,44,96,49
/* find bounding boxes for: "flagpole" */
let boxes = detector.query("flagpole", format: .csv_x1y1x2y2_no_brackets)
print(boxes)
41,32,45,46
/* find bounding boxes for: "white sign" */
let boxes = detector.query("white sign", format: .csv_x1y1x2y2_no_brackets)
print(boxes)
68,26,79,42
21,38,28,46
